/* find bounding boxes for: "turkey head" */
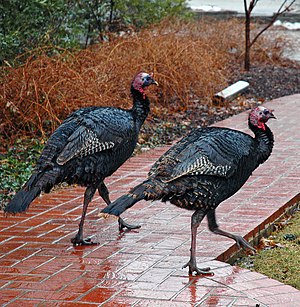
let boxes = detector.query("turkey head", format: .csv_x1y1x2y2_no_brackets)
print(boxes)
131,72,158,97
249,106,276,130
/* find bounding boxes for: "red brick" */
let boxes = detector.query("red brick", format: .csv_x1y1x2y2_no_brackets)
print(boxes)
0,289,24,304
5,299,44,306
79,287,119,303
1,95,300,305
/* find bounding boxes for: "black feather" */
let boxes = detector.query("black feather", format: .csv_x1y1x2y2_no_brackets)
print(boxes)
102,108,275,214
4,73,157,224
4,187,41,214
102,106,275,274
101,194,141,216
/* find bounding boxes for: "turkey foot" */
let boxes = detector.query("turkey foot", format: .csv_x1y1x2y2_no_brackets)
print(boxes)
98,182,141,232
207,210,256,253
71,234,97,246
234,235,256,252
183,210,213,275
182,259,212,276
118,217,141,231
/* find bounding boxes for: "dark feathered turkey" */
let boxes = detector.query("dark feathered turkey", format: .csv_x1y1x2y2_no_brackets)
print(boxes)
101,106,276,275
4,72,158,246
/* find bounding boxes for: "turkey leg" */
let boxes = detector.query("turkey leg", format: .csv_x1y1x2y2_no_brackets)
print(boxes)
182,210,212,275
98,181,141,231
98,181,111,205
207,209,256,251
71,185,97,246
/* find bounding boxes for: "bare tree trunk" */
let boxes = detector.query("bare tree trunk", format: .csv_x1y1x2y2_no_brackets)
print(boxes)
109,0,115,24
243,0,295,71
244,1,251,70
244,0,257,70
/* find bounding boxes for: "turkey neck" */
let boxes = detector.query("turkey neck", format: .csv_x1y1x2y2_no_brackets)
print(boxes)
130,86,150,129
249,119,274,165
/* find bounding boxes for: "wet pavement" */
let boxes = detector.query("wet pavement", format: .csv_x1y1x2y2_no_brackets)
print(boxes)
188,0,300,16
189,0,300,63
1,94,300,306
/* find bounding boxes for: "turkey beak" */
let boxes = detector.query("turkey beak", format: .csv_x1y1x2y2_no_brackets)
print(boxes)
152,79,159,86
269,111,276,119
150,73,159,86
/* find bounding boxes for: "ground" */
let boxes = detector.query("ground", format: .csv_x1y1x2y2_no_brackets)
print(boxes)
139,63,300,150
232,64,300,101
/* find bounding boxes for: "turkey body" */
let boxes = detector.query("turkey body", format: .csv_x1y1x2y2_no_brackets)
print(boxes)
147,126,268,210
5,72,158,245
38,106,139,190
101,106,275,275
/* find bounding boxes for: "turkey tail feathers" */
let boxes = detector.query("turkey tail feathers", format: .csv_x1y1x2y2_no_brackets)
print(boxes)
4,187,41,214
101,183,148,216
101,194,141,216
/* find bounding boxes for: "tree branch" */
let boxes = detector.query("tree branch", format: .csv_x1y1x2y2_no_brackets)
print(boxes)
248,0,260,14
250,0,295,48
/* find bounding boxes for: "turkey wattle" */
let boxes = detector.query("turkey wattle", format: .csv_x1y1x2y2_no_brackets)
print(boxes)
101,106,276,275
4,72,158,246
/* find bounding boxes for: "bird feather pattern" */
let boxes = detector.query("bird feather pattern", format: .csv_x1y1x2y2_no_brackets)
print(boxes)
101,106,275,275
56,108,134,165
4,71,158,246
150,127,253,182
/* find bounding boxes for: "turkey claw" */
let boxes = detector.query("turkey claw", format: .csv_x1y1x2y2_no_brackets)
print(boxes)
182,261,213,276
118,217,141,231
71,236,97,246
235,235,256,252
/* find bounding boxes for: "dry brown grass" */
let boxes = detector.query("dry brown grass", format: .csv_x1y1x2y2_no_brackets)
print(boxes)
0,18,286,144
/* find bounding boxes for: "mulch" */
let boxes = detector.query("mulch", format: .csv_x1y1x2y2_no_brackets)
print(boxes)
138,63,300,149
233,64,300,101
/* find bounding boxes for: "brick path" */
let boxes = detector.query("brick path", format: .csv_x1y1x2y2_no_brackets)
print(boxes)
1,94,300,306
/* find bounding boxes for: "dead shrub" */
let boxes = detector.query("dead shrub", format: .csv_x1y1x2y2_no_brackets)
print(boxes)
0,18,286,144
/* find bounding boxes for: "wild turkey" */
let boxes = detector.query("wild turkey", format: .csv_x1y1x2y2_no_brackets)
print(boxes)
4,72,158,246
101,106,276,275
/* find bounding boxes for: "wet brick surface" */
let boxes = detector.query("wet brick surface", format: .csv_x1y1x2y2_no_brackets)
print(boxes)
1,94,300,306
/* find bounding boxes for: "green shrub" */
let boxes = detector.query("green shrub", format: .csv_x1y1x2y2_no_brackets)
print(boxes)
0,0,192,65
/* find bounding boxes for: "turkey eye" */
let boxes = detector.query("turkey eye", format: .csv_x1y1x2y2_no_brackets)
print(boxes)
263,109,269,114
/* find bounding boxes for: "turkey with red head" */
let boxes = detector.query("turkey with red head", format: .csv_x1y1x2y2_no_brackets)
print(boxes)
101,106,275,275
4,72,158,246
